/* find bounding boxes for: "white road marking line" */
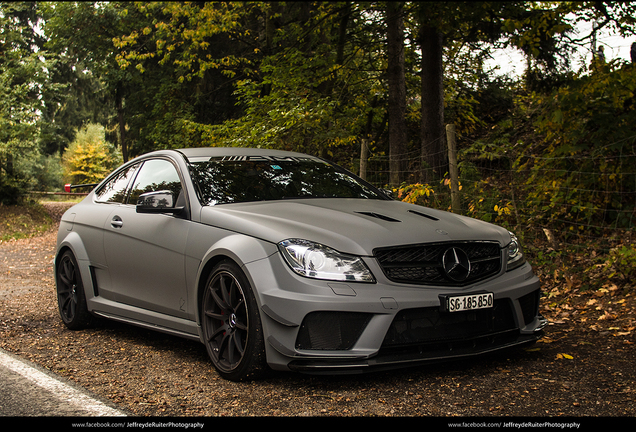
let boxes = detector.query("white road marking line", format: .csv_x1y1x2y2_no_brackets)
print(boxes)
0,349,126,417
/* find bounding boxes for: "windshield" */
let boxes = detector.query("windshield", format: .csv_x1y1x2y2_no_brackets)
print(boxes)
189,155,387,205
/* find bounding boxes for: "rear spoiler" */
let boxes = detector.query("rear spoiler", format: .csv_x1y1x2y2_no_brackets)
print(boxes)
64,183,99,193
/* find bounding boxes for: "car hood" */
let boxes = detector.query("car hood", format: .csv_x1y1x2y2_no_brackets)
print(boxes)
199,199,511,256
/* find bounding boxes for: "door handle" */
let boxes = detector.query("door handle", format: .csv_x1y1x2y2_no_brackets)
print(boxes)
111,215,123,228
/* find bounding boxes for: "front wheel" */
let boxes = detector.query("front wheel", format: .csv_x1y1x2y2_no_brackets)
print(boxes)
55,250,94,330
201,260,267,381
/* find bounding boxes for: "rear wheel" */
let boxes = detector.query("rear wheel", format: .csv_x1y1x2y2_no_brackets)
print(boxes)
201,260,266,381
56,250,94,329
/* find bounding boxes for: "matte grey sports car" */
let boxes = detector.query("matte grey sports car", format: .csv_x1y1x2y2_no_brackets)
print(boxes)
55,147,547,381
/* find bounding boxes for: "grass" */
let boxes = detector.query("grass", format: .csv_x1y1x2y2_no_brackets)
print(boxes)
0,202,54,242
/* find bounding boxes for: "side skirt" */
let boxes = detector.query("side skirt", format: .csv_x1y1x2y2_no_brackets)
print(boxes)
92,310,202,342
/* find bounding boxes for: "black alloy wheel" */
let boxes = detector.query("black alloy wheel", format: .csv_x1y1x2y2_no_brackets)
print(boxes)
56,250,94,329
201,260,266,381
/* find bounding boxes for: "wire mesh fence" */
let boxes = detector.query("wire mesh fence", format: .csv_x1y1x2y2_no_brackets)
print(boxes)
358,133,636,259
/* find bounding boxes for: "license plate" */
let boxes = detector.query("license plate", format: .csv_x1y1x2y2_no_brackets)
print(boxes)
443,292,493,313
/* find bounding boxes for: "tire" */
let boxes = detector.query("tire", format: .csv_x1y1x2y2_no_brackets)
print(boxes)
55,250,94,330
201,260,267,381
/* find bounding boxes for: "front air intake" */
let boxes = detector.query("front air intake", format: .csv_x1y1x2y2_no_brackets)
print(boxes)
295,311,372,350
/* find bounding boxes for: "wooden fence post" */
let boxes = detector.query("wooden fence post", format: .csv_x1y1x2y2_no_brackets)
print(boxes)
446,124,461,214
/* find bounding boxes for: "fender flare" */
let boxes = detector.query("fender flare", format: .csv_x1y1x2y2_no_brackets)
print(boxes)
192,234,278,324
54,231,96,303
56,231,90,265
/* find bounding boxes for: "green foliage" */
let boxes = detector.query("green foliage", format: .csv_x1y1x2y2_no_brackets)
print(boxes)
36,153,65,191
502,2,573,66
62,124,122,185
395,183,437,206
601,244,636,282
114,1,254,80
1,2,50,203
43,0,636,169
3,0,636,300
111,2,389,161
5,1,636,239
395,175,518,228
202,45,370,156
519,61,636,231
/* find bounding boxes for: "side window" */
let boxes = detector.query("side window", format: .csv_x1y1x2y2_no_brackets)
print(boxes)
127,159,183,205
94,163,140,203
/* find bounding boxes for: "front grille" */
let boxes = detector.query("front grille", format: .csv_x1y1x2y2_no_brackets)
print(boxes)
374,241,502,286
377,300,520,362
381,299,516,348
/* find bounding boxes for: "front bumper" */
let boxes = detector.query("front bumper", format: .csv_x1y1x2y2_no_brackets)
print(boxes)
243,253,546,374
287,316,548,375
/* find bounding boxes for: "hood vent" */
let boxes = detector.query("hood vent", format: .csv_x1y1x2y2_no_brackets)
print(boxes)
408,209,439,221
355,211,401,222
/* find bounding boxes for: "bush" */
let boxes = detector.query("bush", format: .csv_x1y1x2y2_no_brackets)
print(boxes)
62,124,122,185
0,141,42,205
602,244,636,283
519,62,636,231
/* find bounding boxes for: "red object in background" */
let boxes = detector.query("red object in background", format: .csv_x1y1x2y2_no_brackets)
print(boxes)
64,184,72,193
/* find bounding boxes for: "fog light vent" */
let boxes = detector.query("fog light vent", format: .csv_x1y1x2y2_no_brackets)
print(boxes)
295,312,371,350
519,289,540,326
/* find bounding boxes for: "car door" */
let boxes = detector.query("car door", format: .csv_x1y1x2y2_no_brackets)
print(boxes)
74,162,141,303
103,158,191,319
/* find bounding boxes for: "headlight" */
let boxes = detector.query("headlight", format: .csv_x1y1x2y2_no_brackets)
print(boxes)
506,231,526,271
278,239,375,283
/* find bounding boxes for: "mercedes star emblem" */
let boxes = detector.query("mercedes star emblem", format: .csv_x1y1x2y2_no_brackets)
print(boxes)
442,247,471,282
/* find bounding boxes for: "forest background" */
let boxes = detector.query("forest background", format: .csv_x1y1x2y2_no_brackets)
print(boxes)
1,1,636,292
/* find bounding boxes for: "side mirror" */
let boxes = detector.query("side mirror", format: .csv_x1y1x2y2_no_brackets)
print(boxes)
136,190,184,214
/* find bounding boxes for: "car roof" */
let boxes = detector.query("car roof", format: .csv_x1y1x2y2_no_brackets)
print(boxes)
175,147,320,161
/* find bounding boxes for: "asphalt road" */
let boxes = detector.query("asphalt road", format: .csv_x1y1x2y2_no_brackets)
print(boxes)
0,347,127,417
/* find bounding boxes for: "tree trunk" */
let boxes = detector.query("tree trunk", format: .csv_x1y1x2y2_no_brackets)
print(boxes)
116,82,128,163
319,2,350,97
386,2,407,187
419,25,446,183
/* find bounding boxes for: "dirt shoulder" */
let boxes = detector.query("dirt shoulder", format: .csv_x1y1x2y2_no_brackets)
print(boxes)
0,202,634,420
